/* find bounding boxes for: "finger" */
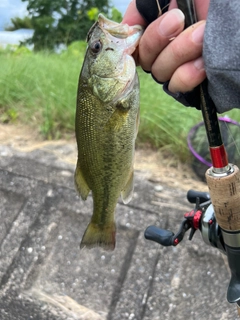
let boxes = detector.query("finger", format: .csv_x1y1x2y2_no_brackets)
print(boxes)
168,57,206,93
194,0,210,20
151,20,205,82
169,0,177,10
170,0,209,20
122,0,147,26
138,9,185,71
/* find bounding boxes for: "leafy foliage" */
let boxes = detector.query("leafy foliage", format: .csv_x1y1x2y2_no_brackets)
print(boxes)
22,0,110,50
109,7,123,23
5,16,33,31
87,7,99,21
87,7,123,23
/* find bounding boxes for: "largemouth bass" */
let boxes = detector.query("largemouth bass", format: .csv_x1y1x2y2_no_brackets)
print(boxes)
75,14,143,250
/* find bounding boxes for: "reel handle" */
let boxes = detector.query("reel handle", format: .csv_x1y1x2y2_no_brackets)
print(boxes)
145,226,174,246
187,189,210,204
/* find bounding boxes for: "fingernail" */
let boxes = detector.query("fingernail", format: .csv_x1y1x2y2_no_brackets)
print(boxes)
194,57,205,70
192,22,205,44
159,9,185,37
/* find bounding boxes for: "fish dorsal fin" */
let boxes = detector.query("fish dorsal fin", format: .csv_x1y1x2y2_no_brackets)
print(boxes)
121,171,134,204
74,160,90,200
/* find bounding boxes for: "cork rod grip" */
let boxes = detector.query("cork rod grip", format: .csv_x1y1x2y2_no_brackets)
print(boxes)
206,165,240,231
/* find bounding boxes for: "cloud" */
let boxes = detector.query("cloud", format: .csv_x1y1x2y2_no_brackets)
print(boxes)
0,0,28,30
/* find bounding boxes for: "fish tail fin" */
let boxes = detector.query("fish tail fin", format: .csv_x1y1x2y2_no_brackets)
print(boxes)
80,222,116,251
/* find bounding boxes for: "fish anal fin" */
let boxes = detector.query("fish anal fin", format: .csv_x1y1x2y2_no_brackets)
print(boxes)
74,161,90,200
80,222,116,251
121,171,134,204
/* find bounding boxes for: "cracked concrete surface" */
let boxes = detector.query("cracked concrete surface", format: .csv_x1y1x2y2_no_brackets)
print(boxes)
0,138,238,319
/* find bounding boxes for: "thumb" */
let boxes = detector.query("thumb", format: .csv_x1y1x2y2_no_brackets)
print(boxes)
122,0,147,26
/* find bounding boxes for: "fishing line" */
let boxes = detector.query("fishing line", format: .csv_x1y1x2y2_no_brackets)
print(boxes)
222,119,240,157
188,117,240,180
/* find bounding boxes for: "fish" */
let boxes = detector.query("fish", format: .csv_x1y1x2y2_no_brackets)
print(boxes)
75,14,143,250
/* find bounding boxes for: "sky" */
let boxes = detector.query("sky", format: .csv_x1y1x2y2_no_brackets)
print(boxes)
0,0,130,30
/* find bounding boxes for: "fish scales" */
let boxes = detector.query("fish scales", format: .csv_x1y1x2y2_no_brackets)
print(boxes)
75,14,143,250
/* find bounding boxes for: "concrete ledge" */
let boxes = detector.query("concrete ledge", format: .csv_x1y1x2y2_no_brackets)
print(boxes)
0,145,237,319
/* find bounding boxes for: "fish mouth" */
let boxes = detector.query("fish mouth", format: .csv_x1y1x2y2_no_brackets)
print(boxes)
98,13,143,54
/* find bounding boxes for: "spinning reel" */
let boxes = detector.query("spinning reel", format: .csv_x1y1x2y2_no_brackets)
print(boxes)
145,187,240,306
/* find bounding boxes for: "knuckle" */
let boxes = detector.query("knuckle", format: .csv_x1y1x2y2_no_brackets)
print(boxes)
170,41,186,62
176,75,193,92
173,64,205,92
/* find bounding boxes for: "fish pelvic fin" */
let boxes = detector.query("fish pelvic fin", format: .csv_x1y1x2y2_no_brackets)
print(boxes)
74,160,90,200
80,222,116,251
121,170,134,204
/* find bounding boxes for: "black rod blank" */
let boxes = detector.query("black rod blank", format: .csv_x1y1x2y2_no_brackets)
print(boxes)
176,0,224,148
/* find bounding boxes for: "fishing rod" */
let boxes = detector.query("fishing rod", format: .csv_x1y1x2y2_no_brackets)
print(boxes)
144,0,240,312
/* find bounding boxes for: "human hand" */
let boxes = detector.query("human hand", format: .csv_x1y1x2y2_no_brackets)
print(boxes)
122,0,210,94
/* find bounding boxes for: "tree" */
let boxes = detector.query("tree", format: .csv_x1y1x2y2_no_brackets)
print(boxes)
109,7,122,23
5,16,33,31
22,0,110,50
87,7,123,23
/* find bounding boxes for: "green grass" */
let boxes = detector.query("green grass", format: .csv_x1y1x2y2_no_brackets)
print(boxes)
137,69,202,160
0,43,85,138
0,43,239,161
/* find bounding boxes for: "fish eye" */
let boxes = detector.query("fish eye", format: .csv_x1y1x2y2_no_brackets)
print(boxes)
90,40,102,54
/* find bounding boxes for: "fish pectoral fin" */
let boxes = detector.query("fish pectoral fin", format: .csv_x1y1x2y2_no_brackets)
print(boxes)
115,91,134,111
115,100,130,111
121,171,134,204
74,161,90,200
80,222,116,251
